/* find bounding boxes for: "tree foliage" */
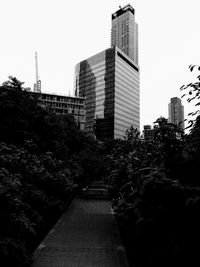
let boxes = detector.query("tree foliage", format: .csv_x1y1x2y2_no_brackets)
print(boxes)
0,77,105,266
3,72,200,266
180,64,200,129
107,112,200,266
0,142,75,266
0,76,84,159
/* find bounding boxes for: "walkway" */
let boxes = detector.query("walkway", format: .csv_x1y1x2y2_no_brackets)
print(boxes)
31,198,129,267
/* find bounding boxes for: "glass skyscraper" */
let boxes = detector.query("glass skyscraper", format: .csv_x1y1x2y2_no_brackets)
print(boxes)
111,4,138,65
74,4,140,141
74,47,139,140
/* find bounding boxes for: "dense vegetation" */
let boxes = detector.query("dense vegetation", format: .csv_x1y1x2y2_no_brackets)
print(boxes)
107,67,200,267
0,77,108,266
1,68,200,267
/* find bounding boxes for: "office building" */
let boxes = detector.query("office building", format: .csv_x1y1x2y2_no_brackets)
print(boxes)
74,46,139,140
168,97,184,131
34,92,86,131
74,4,140,141
111,4,138,65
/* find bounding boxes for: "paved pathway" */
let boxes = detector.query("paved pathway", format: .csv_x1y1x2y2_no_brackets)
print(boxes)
31,198,129,267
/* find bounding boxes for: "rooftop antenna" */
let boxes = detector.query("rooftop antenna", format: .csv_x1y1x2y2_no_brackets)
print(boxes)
33,51,41,92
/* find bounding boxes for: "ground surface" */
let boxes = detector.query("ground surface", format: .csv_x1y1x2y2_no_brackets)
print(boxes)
31,198,129,267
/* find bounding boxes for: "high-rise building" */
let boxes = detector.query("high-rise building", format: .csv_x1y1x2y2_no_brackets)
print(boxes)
74,4,140,141
74,46,139,140
111,4,138,65
168,97,184,131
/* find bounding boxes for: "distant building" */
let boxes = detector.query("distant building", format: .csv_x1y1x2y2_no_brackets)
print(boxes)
143,125,156,141
74,46,139,141
168,97,184,131
111,4,138,65
33,80,41,93
34,92,86,131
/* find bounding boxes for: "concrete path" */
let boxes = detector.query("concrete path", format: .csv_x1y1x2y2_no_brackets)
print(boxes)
31,198,129,267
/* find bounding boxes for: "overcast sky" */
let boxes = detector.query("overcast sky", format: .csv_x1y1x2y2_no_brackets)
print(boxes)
1,0,200,130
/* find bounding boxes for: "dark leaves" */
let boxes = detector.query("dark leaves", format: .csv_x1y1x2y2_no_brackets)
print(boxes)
185,120,194,129
189,64,200,72
180,85,187,91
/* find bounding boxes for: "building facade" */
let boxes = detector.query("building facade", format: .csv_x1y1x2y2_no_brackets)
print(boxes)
74,46,139,140
111,4,138,65
168,97,184,131
34,92,86,131
143,125,156,141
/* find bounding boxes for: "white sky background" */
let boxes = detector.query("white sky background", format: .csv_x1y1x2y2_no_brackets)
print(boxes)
1,0,200,131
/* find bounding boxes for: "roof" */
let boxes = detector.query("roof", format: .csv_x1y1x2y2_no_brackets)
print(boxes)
112,4,135,20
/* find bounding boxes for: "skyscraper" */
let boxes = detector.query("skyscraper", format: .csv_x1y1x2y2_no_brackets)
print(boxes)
168,97,184,131
111,4,138,65
74,47,139,140
74,4,140,141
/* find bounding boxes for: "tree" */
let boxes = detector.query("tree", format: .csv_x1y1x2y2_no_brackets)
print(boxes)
0,76,85,159
0,77,94,265
180,64,200,130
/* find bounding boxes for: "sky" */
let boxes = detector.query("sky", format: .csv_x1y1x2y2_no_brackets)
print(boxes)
1,0,200,130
